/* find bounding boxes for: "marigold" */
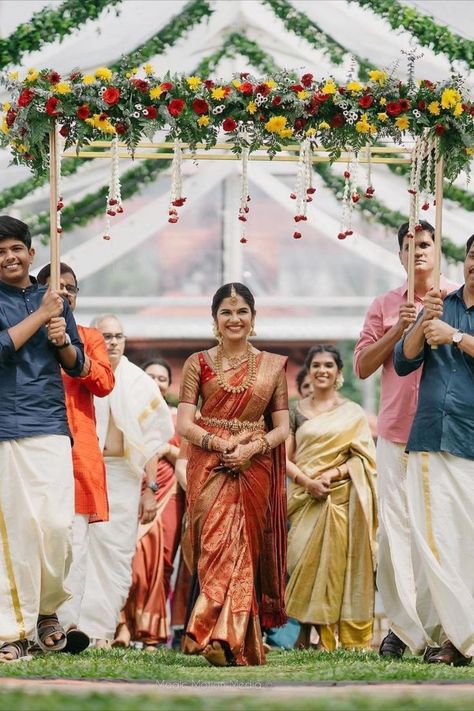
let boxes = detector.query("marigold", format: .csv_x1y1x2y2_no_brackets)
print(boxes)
247,100,257,114
441,88,461,110
347,81,363,94
428,101,440,116
197,115,209,126
395,115,410,131
322,80,337,95
279,127,294,138
149,87,162,100
83,74,96,85
211,87,226,100
264,115,287,133
26,68,39,82
355,119,371,133
55,81,71,94
297,90,309,100
95,67,112,82
453,103,464,117
186,76,201,90
368,70,388,86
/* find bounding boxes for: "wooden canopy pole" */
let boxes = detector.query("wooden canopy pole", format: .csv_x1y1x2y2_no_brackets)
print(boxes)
49,125,60,291
433,148,444,291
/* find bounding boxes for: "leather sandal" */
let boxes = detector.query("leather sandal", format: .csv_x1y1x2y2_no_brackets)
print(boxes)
427,641,472,667
379,630,406,659
0,639,32,663
36,613,67,652
423,645,441,662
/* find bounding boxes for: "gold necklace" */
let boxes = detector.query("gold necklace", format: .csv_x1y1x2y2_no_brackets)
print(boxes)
221,347,249,370
215,344,257,394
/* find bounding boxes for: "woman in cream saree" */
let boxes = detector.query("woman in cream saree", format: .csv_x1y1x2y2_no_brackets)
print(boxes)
177,283,289,666
285,345,377,651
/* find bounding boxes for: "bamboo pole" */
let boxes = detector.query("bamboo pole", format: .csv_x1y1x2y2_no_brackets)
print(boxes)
49,126,60,291
433,150,444,291
407,213,415,304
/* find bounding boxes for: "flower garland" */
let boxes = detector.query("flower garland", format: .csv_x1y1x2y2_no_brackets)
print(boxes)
349,0,474,70
2,67,473,186
0,0,122,70
262,0,374,80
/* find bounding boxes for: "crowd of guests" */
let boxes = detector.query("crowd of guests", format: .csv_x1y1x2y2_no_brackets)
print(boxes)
0,214,473,669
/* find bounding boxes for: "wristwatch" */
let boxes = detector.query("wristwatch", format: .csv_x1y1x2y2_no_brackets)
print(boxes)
146,481,159,493
56,334,71,349
452,330,464,347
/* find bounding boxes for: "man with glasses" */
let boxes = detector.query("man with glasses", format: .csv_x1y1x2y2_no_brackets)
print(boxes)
37,262,115,653
78,314,173,646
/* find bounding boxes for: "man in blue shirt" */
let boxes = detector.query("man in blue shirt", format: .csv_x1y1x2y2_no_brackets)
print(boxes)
0,216,84,662
393,234,474,667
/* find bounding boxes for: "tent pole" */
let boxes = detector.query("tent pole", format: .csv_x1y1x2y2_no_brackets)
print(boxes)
49,125,60,291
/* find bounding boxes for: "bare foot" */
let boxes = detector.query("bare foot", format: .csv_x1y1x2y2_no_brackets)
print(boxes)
112,623,131,648
95,639,111,649
203,640,231,667
294,624,312,650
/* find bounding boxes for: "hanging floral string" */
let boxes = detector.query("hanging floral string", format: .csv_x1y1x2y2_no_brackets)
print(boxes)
103,136,123,240
364,145,375,199
292,139,312,239
421,132,435,211
338,153,357,240
168,138,186,224
238,146,250,243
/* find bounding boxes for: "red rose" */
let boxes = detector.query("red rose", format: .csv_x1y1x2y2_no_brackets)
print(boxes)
131,79,149,93
294,118,307,131
103,87,121,105
45,97,60,117
223,86,231,97
271,96,282,106
167,98,185,117
313,92,330,104
289,84,304,93
76,104,90,120
338,86,345,94
240,72,249,80
192,98,209,115
47,71,61,84
435,123,446,136
386,101,402,116
6,109,16,127
115,122,127,135
330,113,345,128
59,125,70,137
255,83,270,96
18,88,35,107
301,73,313,87
358,94,374,109
204,79,215,90
399,98,410,111
160,82,173,93
222,117,237,132
417,100,426,111
239,82,254,95
144,105,158,119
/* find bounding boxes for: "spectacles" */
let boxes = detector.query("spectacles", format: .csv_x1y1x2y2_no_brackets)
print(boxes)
102,333,126,343
60,284,79,295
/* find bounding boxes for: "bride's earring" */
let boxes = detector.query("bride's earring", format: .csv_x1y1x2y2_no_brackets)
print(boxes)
212,321,222,344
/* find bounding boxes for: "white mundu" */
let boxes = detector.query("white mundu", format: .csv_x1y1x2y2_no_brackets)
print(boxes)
406,450,474,656
0,435,74,643
79,356,173,640
376,436,427,651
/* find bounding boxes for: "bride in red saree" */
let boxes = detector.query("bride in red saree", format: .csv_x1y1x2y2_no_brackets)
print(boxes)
177,283,289,666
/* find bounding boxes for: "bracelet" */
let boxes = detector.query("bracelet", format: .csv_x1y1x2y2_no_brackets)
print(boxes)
258,435,271,455
201,433,212,451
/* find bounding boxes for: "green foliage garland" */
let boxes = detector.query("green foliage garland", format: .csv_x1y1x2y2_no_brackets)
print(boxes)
262,0,374,80
388,163,474,212
0,0,122,70
195,33,281,77
350,0,474,69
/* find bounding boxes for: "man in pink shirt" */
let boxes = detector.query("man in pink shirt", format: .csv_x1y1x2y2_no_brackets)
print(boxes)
354,220,458,659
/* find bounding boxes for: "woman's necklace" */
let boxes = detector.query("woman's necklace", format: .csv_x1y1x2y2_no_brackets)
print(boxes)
306,396,339,415
215,343,257,394
221,347,248,370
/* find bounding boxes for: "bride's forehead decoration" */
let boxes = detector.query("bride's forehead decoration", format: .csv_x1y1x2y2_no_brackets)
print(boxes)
230,284,238,305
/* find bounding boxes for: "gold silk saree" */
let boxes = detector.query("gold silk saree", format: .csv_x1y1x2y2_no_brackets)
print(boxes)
179,350,288,666
285,399,377,650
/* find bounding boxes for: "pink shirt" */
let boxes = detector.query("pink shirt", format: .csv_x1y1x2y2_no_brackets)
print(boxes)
353,277,458,444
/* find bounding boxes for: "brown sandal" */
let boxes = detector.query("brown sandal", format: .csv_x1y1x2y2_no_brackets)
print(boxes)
0,639,32,663
36,614,67,652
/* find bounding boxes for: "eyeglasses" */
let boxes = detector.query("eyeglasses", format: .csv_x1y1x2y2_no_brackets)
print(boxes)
60,284,79,295
102,333,126,343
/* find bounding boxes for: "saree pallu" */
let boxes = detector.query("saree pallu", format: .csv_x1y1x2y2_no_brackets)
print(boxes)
180,351,288,666
285,400,377,650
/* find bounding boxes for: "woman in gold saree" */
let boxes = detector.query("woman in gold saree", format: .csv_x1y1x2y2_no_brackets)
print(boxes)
285,345,377,651
177,283,289,666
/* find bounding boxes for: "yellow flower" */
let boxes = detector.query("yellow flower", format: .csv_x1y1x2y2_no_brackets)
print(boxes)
428,101,440,116
369,70,388,86
441,88,461,110
395,115,410,131
279,127,294,138
1,119,9,135
232,79,241,89
149,86,163,100
306,128,317,137
379,97,387,106
466,147,473,156
8,71,18,80
143,64,154,75
377,112,388,122
26,68,39,82
347,80,363,94
82,74,96,85
55,81,71,94
264,115,287,134
95,67,112,83
16,142,27,153
86,113,116,134
453,102,463,117
197,115,209,126
186,76,202,90
2,102,11,111
246,100,257,114
297,90,309,100
211,87,226,100
355,114,371,133
265,79,276,89
319,121,330,130
322,80,337,95
131,67,138,75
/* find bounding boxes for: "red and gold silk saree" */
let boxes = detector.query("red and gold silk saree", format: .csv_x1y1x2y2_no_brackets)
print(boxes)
179,350,288,666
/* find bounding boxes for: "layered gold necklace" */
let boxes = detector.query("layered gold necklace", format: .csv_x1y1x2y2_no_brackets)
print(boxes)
215,343,257,393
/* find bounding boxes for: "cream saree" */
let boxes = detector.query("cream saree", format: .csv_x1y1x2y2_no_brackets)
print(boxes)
285,400,377,650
